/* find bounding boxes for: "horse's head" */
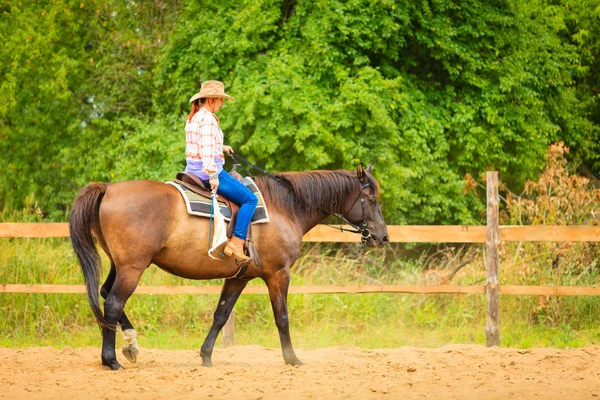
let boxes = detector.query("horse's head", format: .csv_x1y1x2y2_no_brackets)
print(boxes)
342,163,389,248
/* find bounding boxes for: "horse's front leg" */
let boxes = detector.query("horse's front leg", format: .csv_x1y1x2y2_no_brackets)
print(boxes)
265,267,303,366
200,278,248,367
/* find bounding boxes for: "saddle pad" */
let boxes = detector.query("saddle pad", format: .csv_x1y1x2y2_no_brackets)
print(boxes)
166,177,269,224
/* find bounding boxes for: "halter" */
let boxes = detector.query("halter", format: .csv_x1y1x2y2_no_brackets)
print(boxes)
229,153,373,247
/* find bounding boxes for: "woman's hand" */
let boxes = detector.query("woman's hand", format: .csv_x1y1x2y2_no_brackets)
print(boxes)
209,177,219,192
223,145,234,156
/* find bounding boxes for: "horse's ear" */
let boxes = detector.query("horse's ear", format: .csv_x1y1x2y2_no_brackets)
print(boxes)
356,163,367,183
365,162,374,174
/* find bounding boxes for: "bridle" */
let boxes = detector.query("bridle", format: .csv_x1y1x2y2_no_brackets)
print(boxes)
229,152,374,247
324,182,373,248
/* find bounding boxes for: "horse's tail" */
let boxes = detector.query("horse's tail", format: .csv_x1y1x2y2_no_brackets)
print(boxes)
69,182,110,329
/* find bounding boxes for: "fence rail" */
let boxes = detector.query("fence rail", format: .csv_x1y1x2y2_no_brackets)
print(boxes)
1,172,599,347
3,283,600,296
2,222,599,242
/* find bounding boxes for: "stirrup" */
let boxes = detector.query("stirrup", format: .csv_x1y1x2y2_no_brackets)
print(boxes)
227,260,252,280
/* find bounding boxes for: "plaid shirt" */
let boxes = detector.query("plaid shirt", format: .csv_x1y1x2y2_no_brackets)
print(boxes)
185,107,224,174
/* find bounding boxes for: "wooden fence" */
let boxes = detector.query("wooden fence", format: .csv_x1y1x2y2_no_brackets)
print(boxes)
1,172,599,346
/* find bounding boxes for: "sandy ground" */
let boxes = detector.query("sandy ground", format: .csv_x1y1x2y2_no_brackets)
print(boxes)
0,345,599,399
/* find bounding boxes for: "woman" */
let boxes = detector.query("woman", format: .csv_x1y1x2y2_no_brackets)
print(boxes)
185,80,257,262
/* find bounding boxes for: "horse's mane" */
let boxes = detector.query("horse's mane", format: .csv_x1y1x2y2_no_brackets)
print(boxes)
255,170,379,217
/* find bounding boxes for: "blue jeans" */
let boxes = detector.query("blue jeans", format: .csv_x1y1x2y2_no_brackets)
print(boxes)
204,170,258,240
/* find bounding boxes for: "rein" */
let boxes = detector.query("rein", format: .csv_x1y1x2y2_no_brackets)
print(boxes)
230,153,282,184
229,153,372,247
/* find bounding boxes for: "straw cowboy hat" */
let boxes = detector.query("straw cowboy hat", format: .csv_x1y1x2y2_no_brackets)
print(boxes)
189,80,235,103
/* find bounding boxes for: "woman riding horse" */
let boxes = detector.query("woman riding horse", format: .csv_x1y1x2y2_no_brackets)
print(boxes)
185,80,257,262
70,92,389,369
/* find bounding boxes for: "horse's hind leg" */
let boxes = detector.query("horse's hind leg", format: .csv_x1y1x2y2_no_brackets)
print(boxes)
200,278,248,367
101,263,146,370
265,267,302,366
101,261,139,363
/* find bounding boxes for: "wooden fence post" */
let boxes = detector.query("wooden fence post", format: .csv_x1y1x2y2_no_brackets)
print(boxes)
486,171,500,346
222,307,235,347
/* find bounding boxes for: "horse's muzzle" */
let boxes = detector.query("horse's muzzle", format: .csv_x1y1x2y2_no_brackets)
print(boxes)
367,235,389,248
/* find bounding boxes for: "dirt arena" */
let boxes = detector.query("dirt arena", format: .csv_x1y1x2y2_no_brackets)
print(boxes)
1,344,599,399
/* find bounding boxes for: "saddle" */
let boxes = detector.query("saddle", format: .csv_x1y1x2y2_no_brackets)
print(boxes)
175,170,260,270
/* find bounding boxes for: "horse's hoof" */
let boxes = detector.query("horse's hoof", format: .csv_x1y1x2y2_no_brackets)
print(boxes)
200,350,213,367
122,345,138,363
102,360,124,371
286,358,304,366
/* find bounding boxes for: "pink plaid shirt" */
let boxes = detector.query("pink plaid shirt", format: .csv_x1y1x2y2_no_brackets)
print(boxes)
185,107,224,174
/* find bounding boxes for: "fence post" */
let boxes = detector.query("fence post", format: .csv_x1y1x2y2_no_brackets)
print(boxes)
486,171,500,346
222,307,235,347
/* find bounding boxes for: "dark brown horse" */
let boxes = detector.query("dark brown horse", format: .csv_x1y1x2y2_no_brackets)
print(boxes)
69,163,389,370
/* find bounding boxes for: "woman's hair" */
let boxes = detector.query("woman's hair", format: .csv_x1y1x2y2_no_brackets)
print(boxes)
187,98,207,121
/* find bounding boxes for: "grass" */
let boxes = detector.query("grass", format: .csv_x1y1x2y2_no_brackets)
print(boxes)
1,238,600,351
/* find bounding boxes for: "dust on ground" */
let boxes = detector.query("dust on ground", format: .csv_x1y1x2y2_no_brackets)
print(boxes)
1,344,599,399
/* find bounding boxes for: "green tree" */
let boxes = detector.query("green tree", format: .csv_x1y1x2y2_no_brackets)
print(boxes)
1,0,598,224
155,0,597,223
550,0,600,178
0,0,180,218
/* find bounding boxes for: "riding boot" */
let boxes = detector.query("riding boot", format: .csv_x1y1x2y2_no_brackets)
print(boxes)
224,236,250,262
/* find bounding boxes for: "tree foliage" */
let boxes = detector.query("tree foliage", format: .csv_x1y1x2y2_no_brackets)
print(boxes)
0,0,180,217
1,0,598,223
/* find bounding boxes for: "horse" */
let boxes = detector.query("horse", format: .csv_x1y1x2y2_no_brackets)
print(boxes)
69,163,389,370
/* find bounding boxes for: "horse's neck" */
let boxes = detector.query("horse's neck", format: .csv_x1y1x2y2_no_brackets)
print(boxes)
297,210,330,235
259,171,359,235
294,189,357,235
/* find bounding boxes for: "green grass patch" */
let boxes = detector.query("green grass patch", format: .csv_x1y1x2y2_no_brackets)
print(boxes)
1,239,600,350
